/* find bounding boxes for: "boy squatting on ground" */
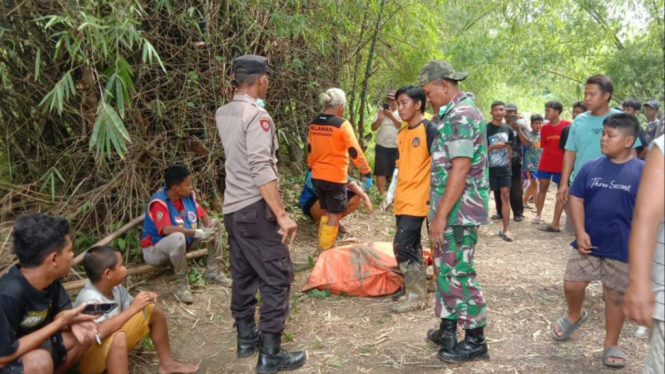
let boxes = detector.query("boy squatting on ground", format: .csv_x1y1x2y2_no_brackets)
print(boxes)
551,113,644,368
74,246,198,374
382,84,437,314
0,213,98,374
140,165,231,305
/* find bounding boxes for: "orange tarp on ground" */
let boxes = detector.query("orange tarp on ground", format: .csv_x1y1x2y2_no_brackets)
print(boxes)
302,242,432,297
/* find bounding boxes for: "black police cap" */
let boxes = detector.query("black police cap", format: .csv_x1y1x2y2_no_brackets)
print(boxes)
233,55,269,75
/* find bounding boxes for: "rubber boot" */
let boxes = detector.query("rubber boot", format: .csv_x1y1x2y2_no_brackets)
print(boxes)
438,326,490,363
427,319,457,355
235,317,260,358
255,333,306,374
174,276,194,304
316,223,338,255
390,262,427,313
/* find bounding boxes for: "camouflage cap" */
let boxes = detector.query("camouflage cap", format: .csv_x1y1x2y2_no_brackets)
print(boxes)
419,60,468,85
645,99,660,110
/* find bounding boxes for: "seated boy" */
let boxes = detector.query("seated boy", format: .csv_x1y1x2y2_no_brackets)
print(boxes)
75,246,198,374
1,213,97,374
299,170,372,235
551,113,644,368
140,165,231,304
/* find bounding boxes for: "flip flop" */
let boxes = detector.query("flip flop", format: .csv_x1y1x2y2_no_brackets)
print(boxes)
550,309,589,341
603,346,628,368
491,214,502,220
538,224,561,233
532,217,542,224
499,231,513,242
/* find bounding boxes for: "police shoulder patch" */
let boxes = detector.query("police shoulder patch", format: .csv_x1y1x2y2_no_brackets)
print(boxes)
260,117,271,132
156,211,164,222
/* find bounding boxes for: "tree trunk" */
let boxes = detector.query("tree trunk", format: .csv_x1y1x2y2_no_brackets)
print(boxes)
357,0,386,150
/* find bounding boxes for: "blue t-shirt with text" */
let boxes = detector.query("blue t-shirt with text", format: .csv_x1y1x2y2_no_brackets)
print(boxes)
570,156,644,262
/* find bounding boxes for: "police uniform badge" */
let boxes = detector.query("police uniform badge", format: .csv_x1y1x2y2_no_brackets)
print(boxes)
260,117,271,132
412,137,421,147
188,211,197,223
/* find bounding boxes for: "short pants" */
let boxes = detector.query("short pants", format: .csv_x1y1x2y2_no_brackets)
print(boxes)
302,191,356,220
374,145,398,177
536,170,562,184
489,174,511,191
0,333,67,374
564,249,629,293
78,304,154,374
312,179,348,214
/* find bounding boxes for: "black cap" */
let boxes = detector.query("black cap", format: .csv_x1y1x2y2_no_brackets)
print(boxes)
645,100,660,110
505,103,518,111
232,55,269,75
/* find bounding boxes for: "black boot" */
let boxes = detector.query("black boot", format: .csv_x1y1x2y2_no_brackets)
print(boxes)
235,317,260,358
426,319,457,354
438,326,489,363
256,333,306,374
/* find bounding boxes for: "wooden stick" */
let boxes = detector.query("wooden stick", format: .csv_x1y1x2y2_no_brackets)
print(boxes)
64,248,208,291
72,214,146,266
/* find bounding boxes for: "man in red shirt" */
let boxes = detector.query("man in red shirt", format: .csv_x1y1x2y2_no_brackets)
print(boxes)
535,101,571,232
141,165,231,304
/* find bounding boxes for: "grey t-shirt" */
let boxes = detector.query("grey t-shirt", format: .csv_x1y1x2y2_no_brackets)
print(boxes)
652,135,664,322
74,281,133,323
374,110,401,148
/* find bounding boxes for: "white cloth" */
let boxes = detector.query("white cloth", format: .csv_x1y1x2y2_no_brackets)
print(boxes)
374,110,401,148
74,281,134,322
652,135,665,322
642,320,664,374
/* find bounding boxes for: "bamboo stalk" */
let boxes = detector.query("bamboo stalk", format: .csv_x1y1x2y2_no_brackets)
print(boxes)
71,214,146,266
64,248,208,291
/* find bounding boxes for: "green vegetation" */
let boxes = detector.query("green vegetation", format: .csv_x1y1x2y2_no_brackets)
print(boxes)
0,0,662,245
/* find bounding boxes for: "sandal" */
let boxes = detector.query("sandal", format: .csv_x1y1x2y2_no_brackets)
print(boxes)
532,217,542,224
603,346,627,368
499,231,514,242
550,309,589,341
491,214,502,220
538,224,561,233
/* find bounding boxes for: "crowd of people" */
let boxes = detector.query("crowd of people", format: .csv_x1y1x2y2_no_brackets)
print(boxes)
0,54,663,374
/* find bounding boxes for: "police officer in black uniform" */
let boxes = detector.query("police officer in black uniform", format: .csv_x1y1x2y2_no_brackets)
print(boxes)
215,55,306,373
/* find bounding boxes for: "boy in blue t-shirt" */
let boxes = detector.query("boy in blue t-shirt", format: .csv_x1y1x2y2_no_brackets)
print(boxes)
551,113,644,368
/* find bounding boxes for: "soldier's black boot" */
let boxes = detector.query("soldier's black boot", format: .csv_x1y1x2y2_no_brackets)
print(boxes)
255,333,306,374
426,318,457,354
236,317,260,358
438,326,490,363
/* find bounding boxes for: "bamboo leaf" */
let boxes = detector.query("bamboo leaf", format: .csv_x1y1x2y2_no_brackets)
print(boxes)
34,48,41,80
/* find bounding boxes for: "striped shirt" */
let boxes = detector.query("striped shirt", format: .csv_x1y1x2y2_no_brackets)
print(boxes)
653,135,665,322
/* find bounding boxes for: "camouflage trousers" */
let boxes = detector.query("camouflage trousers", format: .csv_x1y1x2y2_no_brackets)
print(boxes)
432,225,487,330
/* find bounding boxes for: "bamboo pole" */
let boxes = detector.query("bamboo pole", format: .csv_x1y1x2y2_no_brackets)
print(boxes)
64,248,208,291
71,214,146,266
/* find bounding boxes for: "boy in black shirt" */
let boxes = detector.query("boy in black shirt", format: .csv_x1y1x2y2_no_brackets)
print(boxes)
0,213,97,374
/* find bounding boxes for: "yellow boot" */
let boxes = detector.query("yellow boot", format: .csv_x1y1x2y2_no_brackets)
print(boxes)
318,215,329,235
317,223,338,254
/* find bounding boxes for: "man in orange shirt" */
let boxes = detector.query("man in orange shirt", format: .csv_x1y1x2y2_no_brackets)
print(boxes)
388,85,437,313
308,88,372,253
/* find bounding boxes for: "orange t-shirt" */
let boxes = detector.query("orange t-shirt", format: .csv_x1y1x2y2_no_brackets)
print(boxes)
307,114,371,183
394,119,437,217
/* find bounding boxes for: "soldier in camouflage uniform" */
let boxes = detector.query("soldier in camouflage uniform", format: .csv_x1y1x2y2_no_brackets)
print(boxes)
419,60,491,363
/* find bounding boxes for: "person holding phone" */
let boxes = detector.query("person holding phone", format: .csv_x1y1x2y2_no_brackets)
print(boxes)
486,101,516,241
0,213,98,374
371,90,402,195
74,246,198,374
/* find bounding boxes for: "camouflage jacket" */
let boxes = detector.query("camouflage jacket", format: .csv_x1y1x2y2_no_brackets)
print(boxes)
429,91,490,226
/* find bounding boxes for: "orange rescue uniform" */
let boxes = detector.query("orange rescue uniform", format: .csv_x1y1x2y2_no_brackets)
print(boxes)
307,114,371,183
394,119,437,217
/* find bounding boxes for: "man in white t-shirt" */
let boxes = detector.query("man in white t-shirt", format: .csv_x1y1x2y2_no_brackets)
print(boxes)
371,90,402,195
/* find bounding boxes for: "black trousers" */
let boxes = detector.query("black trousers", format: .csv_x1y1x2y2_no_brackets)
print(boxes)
393,215,426,265
224,199,294,335
494,162,524,218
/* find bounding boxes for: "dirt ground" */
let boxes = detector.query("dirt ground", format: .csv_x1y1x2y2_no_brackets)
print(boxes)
129,186,651,374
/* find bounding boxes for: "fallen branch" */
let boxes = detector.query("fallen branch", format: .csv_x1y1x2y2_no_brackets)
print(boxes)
72,214,146,266
64,248,207,291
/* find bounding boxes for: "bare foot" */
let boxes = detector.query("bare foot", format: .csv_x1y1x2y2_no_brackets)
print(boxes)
158,360,199,374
